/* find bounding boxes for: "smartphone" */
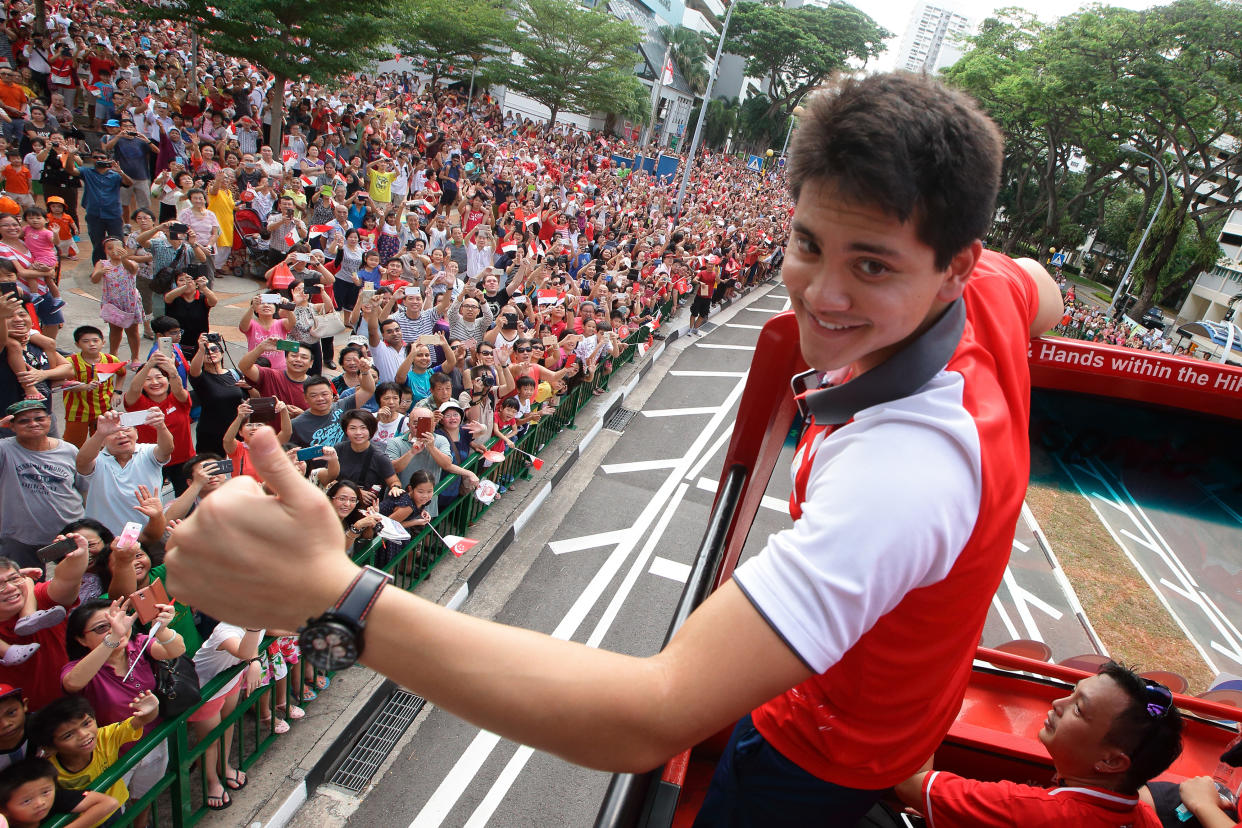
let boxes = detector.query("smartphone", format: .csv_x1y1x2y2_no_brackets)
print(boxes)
209,458,234,476
118,410,148,427
417,334,439,346
276,302,296,312
275,339,301,353
37,537,78,565
542,336,557,349
0,281,19,298
249,396,277,425
416,415,433,438
130,579,170,624
360,287,376,304
305,283,322,296
296,446,324,461
117,521,143,549
259,293,283,305
157,336,174,358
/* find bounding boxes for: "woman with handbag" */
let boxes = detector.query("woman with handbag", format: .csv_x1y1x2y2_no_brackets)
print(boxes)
62,596,184,828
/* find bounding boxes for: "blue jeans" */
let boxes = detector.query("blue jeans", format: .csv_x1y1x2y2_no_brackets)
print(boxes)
692,714,886,828
86,213,124,263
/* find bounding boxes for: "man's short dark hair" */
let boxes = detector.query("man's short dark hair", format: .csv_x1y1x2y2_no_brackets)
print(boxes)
0,758,59,806
303,375,334,393
28,695,95,751
151,315,180,335
788,72,1003,270
428,372,450,388
1097,661,1184,793
73,325,104,342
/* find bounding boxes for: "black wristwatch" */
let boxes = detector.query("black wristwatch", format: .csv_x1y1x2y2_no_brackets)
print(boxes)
297,566,392,672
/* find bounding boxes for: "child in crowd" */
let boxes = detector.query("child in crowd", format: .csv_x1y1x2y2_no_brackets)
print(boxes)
45,197,79,261
1,151,32,209
0,684,29,773
62,325,126,447
22,208,60,287
21,139,44,205
27,691,159,813
222,398,292,482
0,757,120,828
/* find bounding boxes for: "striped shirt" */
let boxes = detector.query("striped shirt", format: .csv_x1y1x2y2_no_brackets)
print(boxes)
63,353,125,422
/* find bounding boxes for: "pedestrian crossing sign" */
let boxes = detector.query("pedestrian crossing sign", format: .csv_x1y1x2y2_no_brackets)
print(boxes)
746,155,764,173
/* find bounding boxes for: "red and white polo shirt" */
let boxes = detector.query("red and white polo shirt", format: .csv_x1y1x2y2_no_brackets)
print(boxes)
733,250,1039,789
921,771,1162,827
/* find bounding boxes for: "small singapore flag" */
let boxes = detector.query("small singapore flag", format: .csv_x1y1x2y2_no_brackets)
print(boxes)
444,535,478,557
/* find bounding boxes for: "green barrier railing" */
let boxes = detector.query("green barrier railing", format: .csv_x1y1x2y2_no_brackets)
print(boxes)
43,300,676,828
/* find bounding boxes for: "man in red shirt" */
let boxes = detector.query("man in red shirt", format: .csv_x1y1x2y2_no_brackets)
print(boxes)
164,72,1065,825
895,662,1182,828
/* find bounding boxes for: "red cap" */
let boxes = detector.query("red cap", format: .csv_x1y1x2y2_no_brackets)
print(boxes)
0,684,22,702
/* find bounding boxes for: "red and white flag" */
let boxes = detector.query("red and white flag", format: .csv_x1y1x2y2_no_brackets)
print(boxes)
309,225,333,239
444,535,478,557
536,289,561,306
299,175,315,188
94,361,125,375
661,57,674,85
523,213,539,228
281,149,297,162
500,239,517,254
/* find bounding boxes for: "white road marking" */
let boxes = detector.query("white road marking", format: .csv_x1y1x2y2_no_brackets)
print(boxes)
694,476,787,513
991,594,1022,641
670,370,750,377
600,458,681,474
1002,566,1064,642
640,406,721,417
684,426,734,483
410,377,748,827
1020,502,1107,654
724,323,765,330
693,343,756,351
548,529,632,555
649,556,693,584
743,306,780,313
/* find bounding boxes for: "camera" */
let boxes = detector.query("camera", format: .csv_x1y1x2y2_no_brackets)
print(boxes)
206,332,223,345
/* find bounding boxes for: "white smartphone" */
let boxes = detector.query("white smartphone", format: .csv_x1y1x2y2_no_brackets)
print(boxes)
118,410,149,427
260,293,283,305
117,521,143,548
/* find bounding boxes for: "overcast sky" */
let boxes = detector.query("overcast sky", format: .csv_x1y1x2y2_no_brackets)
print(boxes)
860,0,1166,70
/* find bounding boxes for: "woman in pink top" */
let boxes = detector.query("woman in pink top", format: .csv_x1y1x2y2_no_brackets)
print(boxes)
237,294,289,371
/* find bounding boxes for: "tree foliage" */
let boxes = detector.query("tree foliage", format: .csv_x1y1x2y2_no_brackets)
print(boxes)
944,0,1242,317
395,0,516,90
659,25,710,96
504,0,646,126
725,0,888,122
123,0,402,149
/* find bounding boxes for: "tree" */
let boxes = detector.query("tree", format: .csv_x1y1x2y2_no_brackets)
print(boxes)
725,1,888,123
688,96,739,150
123,0,403,150
944,0,1242,317
659,25,710,96
395,0,516,91
504,0,646,126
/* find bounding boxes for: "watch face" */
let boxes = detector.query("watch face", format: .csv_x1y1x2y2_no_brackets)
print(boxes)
298,619,360,672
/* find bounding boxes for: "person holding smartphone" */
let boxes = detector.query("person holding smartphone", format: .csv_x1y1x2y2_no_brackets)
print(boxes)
76,409,173,536
124,352,194,495
76,153,132,265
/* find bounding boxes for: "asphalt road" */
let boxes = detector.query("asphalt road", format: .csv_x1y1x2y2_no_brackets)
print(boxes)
343,285,1105,828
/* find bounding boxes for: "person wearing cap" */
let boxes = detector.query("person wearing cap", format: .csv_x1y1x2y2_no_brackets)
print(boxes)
432,399,476,511
0,398,84,568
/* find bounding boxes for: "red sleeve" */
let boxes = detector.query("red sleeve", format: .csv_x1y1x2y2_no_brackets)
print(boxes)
972,249,1039,329
922,771,1035,826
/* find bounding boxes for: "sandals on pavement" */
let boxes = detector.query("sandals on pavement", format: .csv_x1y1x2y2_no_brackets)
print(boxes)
224,769,247,790
206,789,230,810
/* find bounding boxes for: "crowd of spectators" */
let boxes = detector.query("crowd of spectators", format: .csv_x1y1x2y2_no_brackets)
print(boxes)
0,0,792,822
1053,299,1188,355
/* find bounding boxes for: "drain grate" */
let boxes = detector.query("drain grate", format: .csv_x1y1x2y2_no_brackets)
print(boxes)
604,407,639,432
698,322,718,334
328,689,426,793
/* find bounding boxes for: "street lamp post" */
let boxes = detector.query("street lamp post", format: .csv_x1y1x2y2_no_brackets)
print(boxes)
1111,143,1170,311
674,0,734,220
779,105,805,160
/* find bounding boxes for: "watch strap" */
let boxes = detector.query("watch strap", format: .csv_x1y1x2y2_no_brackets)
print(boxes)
334,565,392,625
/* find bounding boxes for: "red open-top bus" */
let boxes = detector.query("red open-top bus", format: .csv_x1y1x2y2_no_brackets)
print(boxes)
595,310,1242,827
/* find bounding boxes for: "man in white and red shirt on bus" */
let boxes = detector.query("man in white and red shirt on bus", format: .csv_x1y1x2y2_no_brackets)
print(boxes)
163,72,1067,825
894,662,1182,827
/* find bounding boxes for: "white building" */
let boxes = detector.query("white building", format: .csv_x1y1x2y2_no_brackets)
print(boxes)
894,2,972,75
1177,136,1242,326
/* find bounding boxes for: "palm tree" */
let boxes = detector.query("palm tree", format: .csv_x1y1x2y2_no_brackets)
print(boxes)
658,25,710,96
